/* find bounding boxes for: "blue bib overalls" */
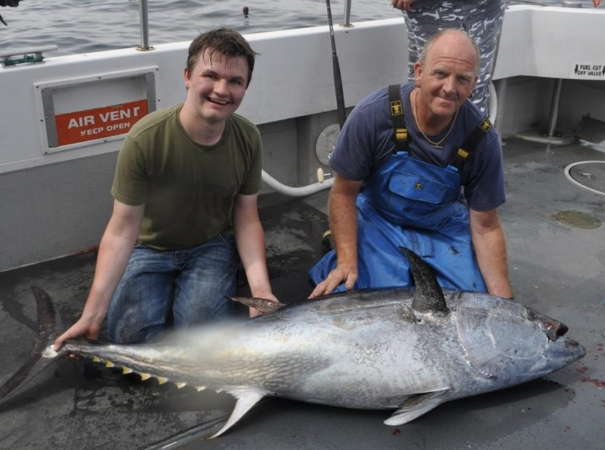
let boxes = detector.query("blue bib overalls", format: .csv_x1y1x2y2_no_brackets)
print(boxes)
309,149,487,293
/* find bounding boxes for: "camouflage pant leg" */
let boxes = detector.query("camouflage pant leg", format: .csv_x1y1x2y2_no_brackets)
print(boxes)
403,0,506,115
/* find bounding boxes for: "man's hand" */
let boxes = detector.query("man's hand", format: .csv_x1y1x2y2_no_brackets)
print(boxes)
53,317,102,359
309,263,358,298
249,293,280,318
469,208,514,299
310,174,362,299
391,0,420,12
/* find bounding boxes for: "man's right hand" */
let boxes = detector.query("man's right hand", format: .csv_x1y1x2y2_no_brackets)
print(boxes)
309,264,358,298
52,199,144,355
54,318,102,354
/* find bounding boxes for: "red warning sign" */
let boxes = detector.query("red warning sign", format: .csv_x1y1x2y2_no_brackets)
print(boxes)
55,100,148,146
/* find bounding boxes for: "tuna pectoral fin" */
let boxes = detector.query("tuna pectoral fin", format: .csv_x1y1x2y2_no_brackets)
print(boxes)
228,296,287,314
0,287,64,403
384,388,450,426
207,389,268,439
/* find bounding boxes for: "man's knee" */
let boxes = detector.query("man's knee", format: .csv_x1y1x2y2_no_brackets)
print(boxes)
173,290,235,327
107,274,173,344
108,310,165,344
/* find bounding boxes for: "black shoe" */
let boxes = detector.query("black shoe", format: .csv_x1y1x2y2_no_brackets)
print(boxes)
321,230,335,254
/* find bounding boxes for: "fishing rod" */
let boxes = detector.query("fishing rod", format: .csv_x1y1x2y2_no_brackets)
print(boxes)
325,0,347,130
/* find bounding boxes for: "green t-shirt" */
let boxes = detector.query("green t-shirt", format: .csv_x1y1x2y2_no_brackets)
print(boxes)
111,103,262,251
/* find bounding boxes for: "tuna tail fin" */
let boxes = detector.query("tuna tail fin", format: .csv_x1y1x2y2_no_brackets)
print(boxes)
399,247,448,314
228,296,287,314
0,286,64,403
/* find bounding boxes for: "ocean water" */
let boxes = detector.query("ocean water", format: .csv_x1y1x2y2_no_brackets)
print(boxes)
0,0,396,56
0,0,597,57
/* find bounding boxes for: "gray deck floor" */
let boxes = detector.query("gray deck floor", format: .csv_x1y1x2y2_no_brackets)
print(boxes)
1,136,604,449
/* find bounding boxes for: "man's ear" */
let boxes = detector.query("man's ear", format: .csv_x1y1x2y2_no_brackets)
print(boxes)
413,61,422,87
183,68,191,89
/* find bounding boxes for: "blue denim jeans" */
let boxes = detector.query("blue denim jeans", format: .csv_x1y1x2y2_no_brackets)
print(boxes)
107,233,239,344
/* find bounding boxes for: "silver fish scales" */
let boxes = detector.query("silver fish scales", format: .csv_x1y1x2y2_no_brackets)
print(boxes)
0,249,585,438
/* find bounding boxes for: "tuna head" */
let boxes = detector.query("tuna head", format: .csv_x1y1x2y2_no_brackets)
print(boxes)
399,246,585,391
451,293,586,393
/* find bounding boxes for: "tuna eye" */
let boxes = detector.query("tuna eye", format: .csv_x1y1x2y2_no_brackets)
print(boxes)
527,310,538,320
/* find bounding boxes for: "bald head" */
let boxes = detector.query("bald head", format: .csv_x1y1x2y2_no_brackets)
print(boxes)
419,29,480,75
412,28,480,127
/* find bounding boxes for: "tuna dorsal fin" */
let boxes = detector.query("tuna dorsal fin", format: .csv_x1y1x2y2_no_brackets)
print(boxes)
399,247,448,314
384,387,450,426
228,296,286,314
207,388,268,439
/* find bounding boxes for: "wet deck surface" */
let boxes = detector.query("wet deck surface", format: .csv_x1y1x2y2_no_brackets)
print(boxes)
1,136,604,449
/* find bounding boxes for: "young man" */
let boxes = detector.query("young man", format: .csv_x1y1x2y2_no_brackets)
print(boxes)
310,29,513,300
55,28,276,348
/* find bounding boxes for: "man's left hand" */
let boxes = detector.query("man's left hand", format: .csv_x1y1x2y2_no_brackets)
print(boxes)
249,293,280,318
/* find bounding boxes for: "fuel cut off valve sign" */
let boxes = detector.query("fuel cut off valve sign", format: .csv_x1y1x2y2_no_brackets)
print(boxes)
571,62,605,80
55,99,148,146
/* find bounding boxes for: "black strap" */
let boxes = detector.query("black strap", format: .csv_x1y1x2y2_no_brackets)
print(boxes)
388,84,408,152
387,84,491,185
450,117,492,185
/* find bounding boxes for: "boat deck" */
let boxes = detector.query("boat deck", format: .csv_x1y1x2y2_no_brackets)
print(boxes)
1,136,604,449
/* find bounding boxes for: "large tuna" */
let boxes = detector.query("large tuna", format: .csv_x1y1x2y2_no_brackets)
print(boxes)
0,248,585,438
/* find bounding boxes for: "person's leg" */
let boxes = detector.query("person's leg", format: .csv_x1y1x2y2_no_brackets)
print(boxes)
404,0,460,80
402,9,421,81
172,233,239,328
462,0,506,115
424,204,488,293
107,244,175,344
309,195,486,292
405,1,505,115
309,194,418,291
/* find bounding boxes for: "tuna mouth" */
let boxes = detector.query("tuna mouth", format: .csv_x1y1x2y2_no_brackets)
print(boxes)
556,322,569,337
544,321,569,340
526,307,568,340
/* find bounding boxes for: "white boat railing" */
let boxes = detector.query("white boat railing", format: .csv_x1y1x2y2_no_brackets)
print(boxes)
343,0,353,27
138,0,152,52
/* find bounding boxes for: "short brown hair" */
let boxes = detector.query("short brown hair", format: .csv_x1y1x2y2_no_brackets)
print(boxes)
186,28,259,87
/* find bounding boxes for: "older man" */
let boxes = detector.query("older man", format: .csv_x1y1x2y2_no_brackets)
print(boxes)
310,29,513,300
